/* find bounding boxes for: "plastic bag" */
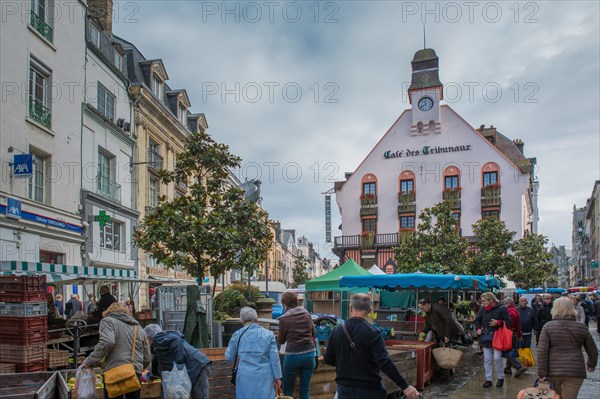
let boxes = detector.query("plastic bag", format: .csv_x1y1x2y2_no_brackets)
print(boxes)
162,362,192,399
518,347,536,367
75,366,97,399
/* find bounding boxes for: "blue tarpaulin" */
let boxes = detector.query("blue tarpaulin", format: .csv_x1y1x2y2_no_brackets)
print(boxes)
515,287,567,294
339,272,495,292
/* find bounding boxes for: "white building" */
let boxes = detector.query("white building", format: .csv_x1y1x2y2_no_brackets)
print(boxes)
333,48,539,269
1,1,86,275
80,8,138,284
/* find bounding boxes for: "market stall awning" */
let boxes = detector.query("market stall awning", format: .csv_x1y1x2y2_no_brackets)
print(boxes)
339,272,492,291
305,259,372,291
1,261,137,279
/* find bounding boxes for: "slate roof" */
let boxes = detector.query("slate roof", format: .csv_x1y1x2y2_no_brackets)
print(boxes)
409,48,442,91
113,35,206,131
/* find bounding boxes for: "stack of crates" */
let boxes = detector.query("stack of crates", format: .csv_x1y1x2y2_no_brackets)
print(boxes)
0,275,48,372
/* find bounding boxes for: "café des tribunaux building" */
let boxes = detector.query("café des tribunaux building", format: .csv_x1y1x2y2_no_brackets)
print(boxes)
333,48,539,271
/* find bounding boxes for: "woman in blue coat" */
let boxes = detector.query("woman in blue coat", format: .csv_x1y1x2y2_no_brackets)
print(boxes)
226,307,282,399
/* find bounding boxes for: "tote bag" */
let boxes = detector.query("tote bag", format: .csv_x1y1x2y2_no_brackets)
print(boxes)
492,324,513,352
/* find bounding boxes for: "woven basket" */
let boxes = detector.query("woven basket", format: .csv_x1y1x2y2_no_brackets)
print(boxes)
432,347,463,369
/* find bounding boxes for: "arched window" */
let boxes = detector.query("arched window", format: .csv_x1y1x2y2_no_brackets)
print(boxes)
482,162,500,187
399,170,415,194
417,121,423,134
443,166,461,190
361,174,377,196
428,120,436,132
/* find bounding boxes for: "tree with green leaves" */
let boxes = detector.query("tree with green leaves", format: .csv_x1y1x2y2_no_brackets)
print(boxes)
134,131,273,294
394,201,469,274
467,217,516,280
292,257,309,287
509,233,556,289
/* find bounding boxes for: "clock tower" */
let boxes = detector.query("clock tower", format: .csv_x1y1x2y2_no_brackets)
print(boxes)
408,48,443,135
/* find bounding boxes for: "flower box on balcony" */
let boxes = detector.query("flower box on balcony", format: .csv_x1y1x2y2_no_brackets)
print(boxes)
360,232,375,249
481,186,501,207
442,189,461,210
360,194,378,206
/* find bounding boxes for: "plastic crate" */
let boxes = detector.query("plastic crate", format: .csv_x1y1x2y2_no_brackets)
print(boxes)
0,315,47,332
0,290,45,303
48,349,70,369
0,344,47,364
4,329,48,345
0,301,47,317
0,363,16,374
0,275,46,291
15,360,48,373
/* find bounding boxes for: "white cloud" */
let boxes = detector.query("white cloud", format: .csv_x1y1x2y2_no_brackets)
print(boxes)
114,1,600,259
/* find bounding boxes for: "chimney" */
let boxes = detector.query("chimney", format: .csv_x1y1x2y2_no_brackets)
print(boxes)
514,138,524,154
88,0,113,35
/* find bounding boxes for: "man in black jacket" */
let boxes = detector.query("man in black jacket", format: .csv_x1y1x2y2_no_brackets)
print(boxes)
534,294,553,345
517,296,536,349
324,294,420,399
93,285,116,320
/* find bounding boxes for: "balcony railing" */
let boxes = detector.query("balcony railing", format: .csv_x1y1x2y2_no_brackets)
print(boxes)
442,189,461,210
360,233,375,249
29,99,51,128
334,232,402,252
30,11,53,42
148,149,163,170
96,175,121,203
398,229,415,243
398,191,416,213
360,195,378,216
481,186,501,207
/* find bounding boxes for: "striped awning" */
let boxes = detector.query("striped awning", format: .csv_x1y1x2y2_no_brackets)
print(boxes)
1,261,137,279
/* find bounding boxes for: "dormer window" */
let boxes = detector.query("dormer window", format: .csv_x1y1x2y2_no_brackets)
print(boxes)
151,74,162,98
114,52,123,71
178,102,187,124
90,25,100,47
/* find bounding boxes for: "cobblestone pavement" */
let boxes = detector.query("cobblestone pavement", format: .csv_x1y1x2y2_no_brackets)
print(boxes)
421,322,600,398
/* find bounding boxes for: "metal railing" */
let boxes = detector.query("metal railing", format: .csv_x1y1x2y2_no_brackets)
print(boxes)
96,175,121,203
148,148,163,170
334,232,402,249
29,99,51,128
30,11,53,42
442,189,461,209
398,191,416,213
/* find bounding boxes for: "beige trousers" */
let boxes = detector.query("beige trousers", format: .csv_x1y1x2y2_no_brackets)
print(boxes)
551,376,584,399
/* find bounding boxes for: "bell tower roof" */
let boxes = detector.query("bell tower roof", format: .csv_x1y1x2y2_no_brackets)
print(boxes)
408,48,442,92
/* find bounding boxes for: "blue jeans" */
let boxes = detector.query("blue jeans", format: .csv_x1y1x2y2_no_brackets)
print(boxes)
336,383,387,399
282,352,315,399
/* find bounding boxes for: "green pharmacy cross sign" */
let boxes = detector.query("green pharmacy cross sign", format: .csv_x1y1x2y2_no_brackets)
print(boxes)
94,210,111,227
591,260,599,269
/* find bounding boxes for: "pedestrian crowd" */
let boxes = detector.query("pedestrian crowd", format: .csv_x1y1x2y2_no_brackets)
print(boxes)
72,289,599,399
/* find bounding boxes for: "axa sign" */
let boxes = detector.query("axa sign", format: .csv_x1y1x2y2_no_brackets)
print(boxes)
6,198,21,219
13,154,32,178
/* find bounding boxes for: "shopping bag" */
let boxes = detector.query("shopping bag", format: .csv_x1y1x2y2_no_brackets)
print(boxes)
75,366,96,399
162,362,192,399
516,378,559,399
518,347,536,367
492,324,513,351
275,386,294,399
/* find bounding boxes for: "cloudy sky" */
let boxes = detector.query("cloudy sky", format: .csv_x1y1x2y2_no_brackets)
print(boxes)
114,1,599,263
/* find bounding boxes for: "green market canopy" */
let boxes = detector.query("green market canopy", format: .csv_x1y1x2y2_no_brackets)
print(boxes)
305,259,372,291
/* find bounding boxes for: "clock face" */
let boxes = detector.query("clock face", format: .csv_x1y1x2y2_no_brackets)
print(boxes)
418,96,434,112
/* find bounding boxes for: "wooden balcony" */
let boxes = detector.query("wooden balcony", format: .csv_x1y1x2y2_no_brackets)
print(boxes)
333,232,401,254
442,189,461,210
398,229,415,243
360,195,378,216
398,191,416,213
481,186,501,207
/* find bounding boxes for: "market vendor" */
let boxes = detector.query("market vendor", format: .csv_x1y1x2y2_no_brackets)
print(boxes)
418,298,462,344
93,285,116,320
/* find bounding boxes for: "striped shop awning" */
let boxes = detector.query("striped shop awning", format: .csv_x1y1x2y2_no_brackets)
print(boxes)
0,261,137,280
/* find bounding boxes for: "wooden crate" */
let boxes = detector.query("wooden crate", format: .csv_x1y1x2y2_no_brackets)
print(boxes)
48,350,70,369
386,340,436,390
0,364,15,374
59,369,161,399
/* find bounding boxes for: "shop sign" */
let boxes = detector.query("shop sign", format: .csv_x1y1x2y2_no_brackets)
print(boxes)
6,197,21,219
13,154,32,178
384,144,472,159
0,204,83,233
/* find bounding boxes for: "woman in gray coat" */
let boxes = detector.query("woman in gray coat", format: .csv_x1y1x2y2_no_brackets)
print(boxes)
537,297,598,399
82,302,152,399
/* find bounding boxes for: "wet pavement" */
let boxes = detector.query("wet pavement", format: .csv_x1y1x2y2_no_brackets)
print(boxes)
421,322,600,398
